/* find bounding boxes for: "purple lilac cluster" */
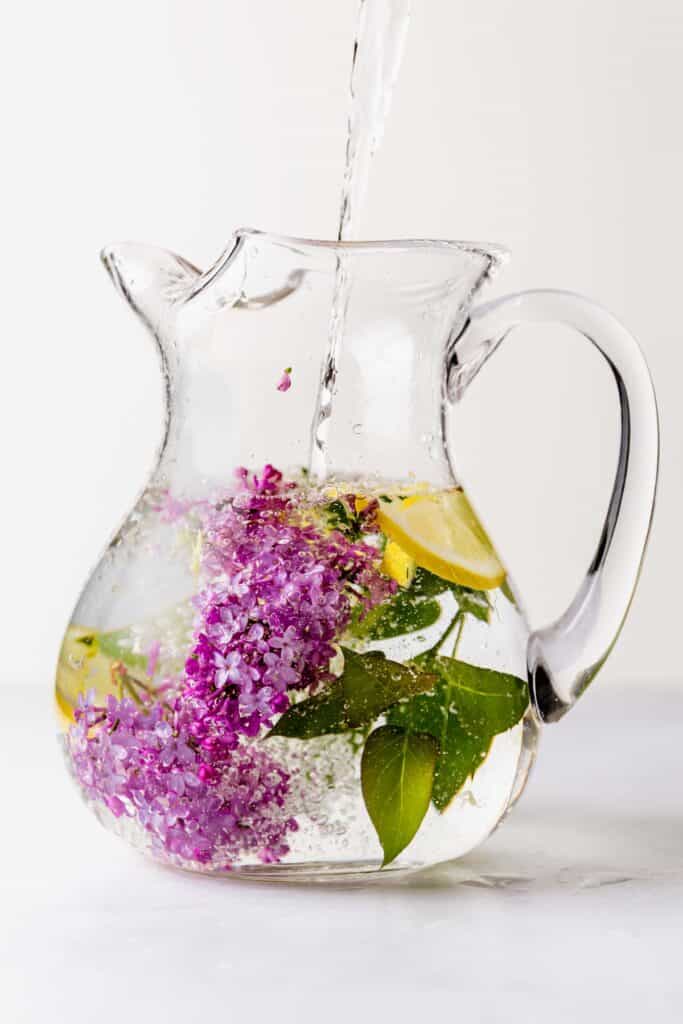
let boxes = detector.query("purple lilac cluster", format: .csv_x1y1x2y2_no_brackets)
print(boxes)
68,465,393,867
68,691,294,866
183,465,394,756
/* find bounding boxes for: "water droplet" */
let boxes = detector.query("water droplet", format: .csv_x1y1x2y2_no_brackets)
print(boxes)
352,423,363,435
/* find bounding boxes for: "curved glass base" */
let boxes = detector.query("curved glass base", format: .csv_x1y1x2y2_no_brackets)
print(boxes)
206,859,404,884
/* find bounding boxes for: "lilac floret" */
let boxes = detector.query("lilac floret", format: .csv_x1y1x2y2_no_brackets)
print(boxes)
185,469,394,742
68,698,292,867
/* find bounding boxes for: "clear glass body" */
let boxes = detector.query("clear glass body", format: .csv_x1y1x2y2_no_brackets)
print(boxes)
56,231,657,879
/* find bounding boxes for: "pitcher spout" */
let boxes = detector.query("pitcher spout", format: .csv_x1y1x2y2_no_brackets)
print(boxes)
101,242,200,334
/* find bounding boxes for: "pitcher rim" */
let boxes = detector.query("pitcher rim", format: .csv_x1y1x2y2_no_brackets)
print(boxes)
236,227,510,265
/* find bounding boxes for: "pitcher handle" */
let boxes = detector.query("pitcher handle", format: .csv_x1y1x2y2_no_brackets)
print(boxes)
453,290,659,722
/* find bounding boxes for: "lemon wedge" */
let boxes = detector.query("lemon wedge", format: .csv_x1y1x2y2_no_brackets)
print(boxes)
377,490,505,591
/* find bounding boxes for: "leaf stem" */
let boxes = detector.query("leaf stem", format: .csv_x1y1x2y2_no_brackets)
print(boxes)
452,614,466,659
111,661,125,701
126,673,154,694
123,677,146,707
111,660,155,707
423,610,463,660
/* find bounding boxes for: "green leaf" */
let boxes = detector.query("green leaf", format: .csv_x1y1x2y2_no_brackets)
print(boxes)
435,657,529,735
361,725,438,865
268,686,349,739
451,586,491,623
351,568,491,643
431,716,492,810
323,498,363,540
409,567,452,598
500,577,518,607
409,569,490,623
326,498,351,527
97,630,148,671
353,589,442,640
385,691,486,810
342,648,437,722
268,648,438,739
387,658,529,811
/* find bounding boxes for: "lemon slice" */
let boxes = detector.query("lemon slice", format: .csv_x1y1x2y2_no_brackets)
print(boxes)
377,490,505,591
54,627,115,730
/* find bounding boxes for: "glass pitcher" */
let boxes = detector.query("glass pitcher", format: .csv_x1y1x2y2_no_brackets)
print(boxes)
56,230,658,878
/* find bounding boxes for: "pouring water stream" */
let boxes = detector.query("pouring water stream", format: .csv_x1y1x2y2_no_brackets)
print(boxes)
309,0,413,480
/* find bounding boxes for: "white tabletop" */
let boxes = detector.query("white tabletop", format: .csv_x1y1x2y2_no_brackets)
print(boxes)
2,683,682,1023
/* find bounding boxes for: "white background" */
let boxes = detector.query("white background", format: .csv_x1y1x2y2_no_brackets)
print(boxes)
2,0,680,690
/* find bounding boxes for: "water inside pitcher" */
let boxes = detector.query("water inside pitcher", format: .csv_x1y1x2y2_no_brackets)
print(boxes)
56,231,541,877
